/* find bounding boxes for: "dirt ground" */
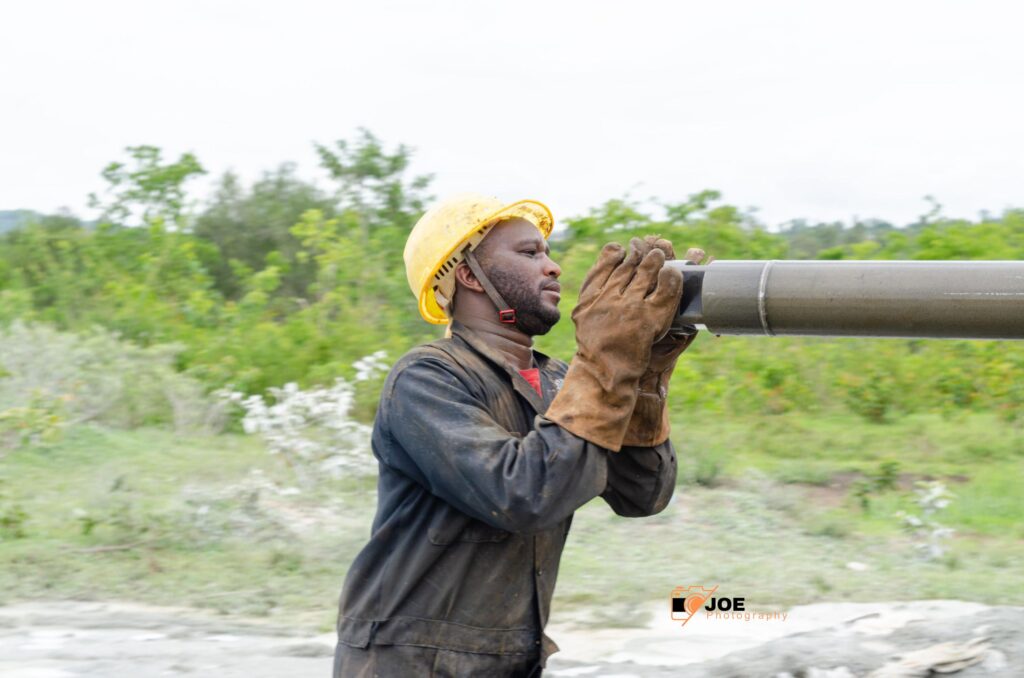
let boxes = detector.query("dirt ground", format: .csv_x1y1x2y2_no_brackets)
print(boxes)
1,599,1020,677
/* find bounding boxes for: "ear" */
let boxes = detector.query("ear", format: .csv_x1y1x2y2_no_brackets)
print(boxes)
454,261,485,293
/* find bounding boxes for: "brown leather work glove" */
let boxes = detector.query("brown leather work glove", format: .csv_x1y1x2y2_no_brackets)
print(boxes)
546,238,683,452
622,238,704,447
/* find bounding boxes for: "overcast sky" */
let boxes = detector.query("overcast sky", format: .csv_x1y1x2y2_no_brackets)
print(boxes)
2,0,1023,228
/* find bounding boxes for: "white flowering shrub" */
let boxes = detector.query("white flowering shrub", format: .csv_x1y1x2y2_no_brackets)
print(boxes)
353,350,389,382
0,320,226,448
897,480,956,560
219,352,389,484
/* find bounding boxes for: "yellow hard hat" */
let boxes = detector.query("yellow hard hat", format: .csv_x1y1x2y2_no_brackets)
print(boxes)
404,193,554,325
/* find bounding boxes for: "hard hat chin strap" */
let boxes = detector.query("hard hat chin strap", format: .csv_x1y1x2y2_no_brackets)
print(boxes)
462,246,516,324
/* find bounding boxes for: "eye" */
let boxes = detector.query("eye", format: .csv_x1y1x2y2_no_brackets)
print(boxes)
520,249,538,257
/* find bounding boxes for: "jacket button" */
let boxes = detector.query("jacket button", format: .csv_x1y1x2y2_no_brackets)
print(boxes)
537,569,544,577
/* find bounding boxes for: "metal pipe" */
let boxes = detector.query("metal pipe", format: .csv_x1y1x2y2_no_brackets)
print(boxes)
668,260,1024,340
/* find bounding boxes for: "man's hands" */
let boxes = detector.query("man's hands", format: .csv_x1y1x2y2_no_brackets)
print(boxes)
621,237,709,447
573,238,684,353
546,235,710,451
545,238,683,451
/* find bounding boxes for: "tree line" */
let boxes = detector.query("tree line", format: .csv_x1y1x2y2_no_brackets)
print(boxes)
2,130,1023,424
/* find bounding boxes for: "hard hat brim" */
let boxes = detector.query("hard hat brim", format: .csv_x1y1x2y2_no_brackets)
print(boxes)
419,199,554,325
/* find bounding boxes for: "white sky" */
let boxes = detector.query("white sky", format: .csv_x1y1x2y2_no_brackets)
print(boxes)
2,0,1023,227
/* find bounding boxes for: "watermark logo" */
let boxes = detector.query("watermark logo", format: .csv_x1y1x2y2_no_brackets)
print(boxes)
670,585,788,629
669,585,718,628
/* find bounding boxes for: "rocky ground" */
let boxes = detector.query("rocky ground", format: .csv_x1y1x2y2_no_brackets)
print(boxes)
1,600,1020,677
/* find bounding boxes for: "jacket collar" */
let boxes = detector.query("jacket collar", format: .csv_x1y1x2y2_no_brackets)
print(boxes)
449,320,559,413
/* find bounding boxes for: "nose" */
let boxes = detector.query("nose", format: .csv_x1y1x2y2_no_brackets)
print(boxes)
542,253,561,279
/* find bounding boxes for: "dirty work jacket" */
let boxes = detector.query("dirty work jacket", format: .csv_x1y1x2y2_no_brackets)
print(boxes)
335,321,677,668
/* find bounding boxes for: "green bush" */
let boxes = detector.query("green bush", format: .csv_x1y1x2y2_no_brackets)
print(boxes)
2,137,1023,425
0,321,224,434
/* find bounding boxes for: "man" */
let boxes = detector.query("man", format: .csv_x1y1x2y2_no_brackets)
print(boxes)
334,194,702,677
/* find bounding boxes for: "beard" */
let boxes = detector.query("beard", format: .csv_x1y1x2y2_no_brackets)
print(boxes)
486,268,561,336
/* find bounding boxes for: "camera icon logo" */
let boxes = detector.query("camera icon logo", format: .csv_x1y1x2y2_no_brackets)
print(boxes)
670,585,719,628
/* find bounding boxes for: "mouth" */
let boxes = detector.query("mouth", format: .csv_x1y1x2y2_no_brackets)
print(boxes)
541,282,561,301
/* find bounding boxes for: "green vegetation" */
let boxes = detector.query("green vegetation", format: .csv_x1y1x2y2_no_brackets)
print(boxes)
0,415,1020,630
2,132,1023,420
561,411,1024,623
0,425,377,626
1,130,1022,626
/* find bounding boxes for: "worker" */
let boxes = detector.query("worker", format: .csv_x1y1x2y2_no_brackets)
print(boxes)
333,193,703,677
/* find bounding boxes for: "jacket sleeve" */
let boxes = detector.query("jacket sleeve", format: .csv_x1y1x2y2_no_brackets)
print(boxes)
600,441,677,517
379,356,610,534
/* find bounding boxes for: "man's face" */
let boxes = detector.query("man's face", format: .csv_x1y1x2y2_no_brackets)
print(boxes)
474,218,562,336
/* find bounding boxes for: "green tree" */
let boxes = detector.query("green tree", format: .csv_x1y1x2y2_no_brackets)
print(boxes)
193,166,335,299
88,145,206,229
314,128,434,340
